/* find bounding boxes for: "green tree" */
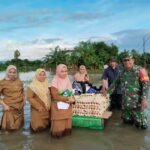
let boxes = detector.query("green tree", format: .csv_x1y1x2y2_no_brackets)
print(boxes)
43,46,68,69
14,50,20,59
74,41,119,70
74,41,97,69
13,50,21,70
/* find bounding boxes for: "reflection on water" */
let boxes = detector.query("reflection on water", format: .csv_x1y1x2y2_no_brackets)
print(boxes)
0,72,150,150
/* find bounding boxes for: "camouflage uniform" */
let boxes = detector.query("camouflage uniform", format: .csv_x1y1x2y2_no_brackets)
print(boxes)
108,64,149,128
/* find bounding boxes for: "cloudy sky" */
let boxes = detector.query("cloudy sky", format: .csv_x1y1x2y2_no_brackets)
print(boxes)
0,0,150,60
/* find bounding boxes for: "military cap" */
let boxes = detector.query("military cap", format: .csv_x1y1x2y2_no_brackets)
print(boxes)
122,51,133,60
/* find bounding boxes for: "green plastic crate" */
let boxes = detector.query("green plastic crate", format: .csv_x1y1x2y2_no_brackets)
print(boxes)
72,116,104,130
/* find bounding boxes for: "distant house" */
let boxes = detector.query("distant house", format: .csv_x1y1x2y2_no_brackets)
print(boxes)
62,49,75,55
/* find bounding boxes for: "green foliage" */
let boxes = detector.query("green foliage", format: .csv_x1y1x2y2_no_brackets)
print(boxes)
42,46,68,69
73,41,119,70
3,59,43,72
0,41,150,73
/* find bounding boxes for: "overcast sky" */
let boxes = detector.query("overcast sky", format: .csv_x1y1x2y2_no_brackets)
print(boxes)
0,0,150,60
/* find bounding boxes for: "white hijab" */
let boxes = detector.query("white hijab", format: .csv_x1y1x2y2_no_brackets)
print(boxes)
5,65,17,80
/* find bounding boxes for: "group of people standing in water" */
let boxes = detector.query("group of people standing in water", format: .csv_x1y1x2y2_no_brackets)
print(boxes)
0,64,75,137
0,63,92,136
0,63,95,137
0,51,150,138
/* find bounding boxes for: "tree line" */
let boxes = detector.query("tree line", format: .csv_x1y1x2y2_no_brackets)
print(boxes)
0,41,150,73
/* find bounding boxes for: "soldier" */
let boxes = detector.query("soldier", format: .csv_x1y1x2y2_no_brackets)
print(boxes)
102,52,149,129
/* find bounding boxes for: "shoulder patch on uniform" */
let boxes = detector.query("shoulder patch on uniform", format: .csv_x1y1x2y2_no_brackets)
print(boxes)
139,68,149,82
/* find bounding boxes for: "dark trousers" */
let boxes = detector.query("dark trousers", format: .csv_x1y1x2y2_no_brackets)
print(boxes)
75,81,87,93
110,94,122,110
76,81,100,93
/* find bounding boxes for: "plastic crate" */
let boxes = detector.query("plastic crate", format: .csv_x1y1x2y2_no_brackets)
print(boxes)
72,116,104,130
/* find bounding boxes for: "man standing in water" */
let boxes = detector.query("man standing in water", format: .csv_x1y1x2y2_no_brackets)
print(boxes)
101,57,123,110
102,52,149,129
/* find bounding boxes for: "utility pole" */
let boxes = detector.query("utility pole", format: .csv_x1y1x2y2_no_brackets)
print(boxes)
142,33,150,69
143,37,146,68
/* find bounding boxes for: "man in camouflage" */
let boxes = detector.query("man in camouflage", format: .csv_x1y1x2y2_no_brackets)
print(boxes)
103,52,149,129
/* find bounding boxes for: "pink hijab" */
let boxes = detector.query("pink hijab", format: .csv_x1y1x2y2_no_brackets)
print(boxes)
51,64,72,92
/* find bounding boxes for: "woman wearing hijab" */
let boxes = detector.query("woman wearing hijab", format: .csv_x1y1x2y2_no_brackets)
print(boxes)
74,65,89,83
27,68,51,132
74,65,100,93
74,65,98,93
49,64,75,138
0,65,24,131
74,65,89,93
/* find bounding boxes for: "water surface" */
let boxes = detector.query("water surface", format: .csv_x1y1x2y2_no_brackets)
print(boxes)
0,72,150,150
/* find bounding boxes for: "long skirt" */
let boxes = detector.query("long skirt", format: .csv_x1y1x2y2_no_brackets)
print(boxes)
30,109,50,132
1,109,24,131
51,119,72,137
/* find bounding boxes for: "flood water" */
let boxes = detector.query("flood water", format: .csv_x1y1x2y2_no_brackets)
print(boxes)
0,71,150,150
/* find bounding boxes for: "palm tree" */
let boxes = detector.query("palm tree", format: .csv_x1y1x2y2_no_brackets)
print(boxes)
13,50,20,71
14,50,20,60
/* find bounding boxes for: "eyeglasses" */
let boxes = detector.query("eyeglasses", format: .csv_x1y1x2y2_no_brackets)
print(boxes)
123,59,130,62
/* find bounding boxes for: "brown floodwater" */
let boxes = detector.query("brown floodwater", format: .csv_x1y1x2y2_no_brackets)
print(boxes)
0,72,150,150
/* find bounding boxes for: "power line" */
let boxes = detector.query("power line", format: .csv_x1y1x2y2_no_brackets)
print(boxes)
142,33,150,68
